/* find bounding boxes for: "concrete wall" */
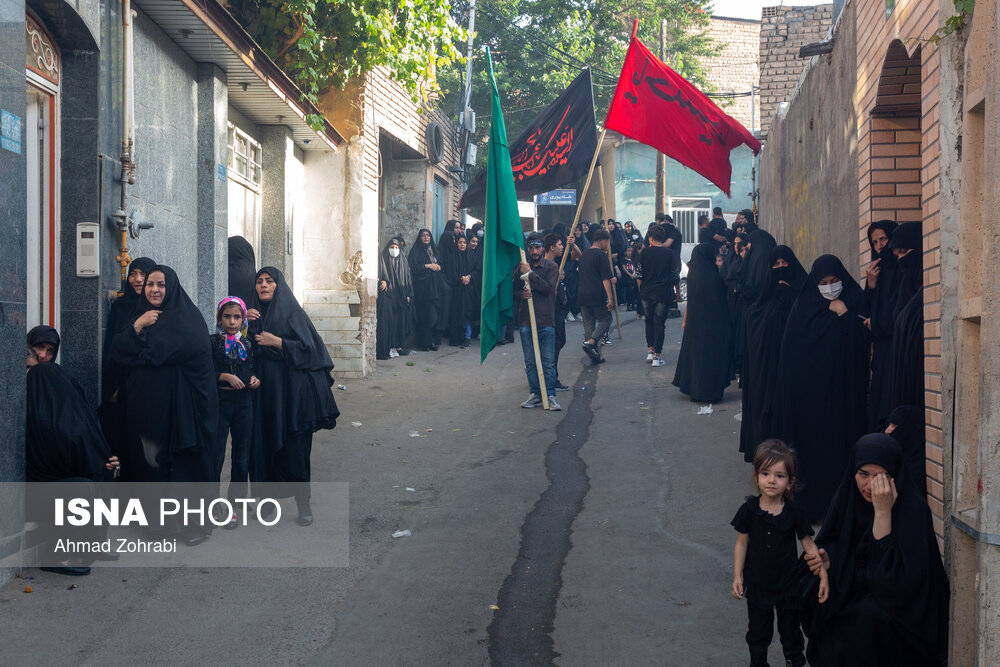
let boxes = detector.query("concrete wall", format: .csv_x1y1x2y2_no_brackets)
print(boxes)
759,4,834,138
704,16,761,131
758,1,858,273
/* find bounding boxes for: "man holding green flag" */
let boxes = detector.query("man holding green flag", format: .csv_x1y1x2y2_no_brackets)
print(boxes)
478,47,555,410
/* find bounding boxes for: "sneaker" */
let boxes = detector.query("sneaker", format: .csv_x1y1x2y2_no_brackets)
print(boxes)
592,355,606,365
521,394,542,408
582,340,600,362
554,381,570,392
646,351,655,362
602,335,613,346
389,349,399,358
546,397,562,411
566,313,576,322
651,357,666,367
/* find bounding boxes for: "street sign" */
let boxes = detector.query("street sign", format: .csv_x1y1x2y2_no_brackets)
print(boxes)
535,189,577,206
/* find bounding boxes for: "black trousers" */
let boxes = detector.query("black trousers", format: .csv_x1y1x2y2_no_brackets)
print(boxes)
554,304,567,380
216,389,252,499
642,298,669,353
746,602,805,667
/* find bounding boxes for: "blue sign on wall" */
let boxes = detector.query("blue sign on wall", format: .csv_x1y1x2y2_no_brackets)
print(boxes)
535,189,577,206
217,163,227,181
1,110,22,155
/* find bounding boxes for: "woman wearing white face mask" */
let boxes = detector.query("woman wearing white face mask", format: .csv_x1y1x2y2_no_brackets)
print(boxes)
376,238,414,360
775,254,868,522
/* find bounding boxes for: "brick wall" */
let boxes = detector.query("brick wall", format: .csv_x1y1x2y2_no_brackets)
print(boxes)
854,0,942,537
758,4,834,138
703,16,761,131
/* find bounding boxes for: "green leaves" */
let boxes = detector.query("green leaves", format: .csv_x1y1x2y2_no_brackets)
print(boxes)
926,0,975,44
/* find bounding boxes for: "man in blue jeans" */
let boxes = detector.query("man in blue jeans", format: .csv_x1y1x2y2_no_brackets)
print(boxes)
513,234,561,411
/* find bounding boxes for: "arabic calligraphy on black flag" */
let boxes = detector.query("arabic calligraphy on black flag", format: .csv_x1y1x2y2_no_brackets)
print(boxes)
459,68,598,209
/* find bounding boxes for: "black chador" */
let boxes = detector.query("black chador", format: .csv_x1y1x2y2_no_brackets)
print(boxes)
886,222,924,414
248,267,339,498
672,243,734,403
111,265,218,485
733,229,777,379
776,255,867,521
408,228,446,350
444,238,474,346
739,245,807,461
861,220,899,430
228,236,257,305
376,238,414,359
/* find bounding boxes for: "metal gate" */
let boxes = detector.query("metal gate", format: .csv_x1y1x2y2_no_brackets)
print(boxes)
668,197,713,245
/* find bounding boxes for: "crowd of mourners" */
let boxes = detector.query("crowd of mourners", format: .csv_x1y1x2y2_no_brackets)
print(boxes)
24,237,340,575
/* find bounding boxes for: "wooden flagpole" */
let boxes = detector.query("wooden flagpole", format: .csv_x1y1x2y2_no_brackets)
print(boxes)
520,248,550,409
558,128,607,277
597,165,623,339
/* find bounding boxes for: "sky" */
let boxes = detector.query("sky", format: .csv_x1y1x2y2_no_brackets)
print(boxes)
709,0,830,21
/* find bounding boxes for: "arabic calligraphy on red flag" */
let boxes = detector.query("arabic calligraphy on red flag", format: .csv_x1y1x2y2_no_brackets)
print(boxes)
460,68,598,209
604,24,761,196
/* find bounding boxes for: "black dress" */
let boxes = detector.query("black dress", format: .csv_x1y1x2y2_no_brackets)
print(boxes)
739,246,807,461
776,255,868,521
804,434,949,666
228,236,257,305
672,243,734,402
110,265,218,486
445,245,474,345
886,222,924,414
734,230,777,379
248,267,339,499
408,230,446,348
860,221,899,430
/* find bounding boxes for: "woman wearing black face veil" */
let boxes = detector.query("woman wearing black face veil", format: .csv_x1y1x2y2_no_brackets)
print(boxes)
777,255,867,521
99,256,156,457
408,228,445,350
376,238,413,360
802,434,949,666
673,243,734,402
886,222,924,413
733,230,777,379
739,245,807,461
861,220,899,430
228,236,257,305
247,267,339,524
111,265,218,543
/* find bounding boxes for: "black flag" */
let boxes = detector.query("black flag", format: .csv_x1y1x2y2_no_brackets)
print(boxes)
460,68,598,209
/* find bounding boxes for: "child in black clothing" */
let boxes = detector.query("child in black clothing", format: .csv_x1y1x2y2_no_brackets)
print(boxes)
732,439,828,667
211,297,259,527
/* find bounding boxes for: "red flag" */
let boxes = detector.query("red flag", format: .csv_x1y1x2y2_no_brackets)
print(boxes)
604,24,761,196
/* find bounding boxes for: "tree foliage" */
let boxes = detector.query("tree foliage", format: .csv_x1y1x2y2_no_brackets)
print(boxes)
438,0,717,149
228,0,467,127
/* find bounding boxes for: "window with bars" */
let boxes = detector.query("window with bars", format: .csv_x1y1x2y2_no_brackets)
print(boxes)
227,123,262,189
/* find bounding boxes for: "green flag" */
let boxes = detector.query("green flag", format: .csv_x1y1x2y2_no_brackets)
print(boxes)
479,47,525,363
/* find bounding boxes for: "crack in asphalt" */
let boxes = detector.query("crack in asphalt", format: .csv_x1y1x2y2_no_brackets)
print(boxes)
487,363,598,666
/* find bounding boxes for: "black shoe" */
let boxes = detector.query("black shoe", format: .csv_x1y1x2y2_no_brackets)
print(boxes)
554,381,570,391
224,513,240,530
592,355,606,365
297,501,313,526
260,503,278,522
397,349,411,356
582,340,600,362
40,566,91,576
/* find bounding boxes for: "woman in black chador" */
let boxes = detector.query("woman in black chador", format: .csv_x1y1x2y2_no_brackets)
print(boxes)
228,236,257,305
467,232,483,338
673,243,734,402
739,245,807,461
734,229,777,379
408,228,445,351
111,266,218,543
247,267,339,525
445,235,474,347
99,256,156,458
803,434,949,666
776,255,868,521
376,237,414,360
861,220,900,430
886,222,924,413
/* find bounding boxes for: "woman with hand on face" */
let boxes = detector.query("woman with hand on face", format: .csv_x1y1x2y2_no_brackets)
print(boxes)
246,267,339,526
802,433,949,666
861,220,899,430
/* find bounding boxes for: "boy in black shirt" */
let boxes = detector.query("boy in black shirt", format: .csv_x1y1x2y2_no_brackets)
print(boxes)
578,228,614,363
637,225,678,366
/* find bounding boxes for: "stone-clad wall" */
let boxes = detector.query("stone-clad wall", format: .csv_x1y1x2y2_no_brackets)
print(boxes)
704,16,761,132
758,4,834,138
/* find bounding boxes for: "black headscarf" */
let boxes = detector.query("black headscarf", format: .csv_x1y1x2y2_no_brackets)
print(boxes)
250,267,336,374
438,219,461,269
672,243,734,402
886,405,926,496
26,362,112,482
867,220,898,262
776,254,868,520
228,236,257,305
552,222,568,246
409,228,444,302
739,230,777,304
805,434,949,665
102,257,156,400
27,325,60,359
111,265,218,464
888,222,923,318
887,223,924,412
378,238,414,310
739,245,807,460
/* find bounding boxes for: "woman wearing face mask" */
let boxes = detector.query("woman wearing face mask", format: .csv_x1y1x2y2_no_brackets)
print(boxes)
776,255,867,521
861,220,900,430
739,246,807,461
376,238,413,360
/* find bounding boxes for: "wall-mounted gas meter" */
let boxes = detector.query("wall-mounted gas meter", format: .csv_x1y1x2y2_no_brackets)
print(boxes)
76,222,100,277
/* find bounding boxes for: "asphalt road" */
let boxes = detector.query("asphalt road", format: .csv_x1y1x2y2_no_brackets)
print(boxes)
0,310,782,666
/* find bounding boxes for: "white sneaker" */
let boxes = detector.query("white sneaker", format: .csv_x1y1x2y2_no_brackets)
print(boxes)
646,351,655,362
546,397,562,411
389,349,399,358
566,313,576,322
651,357,666,367
521,394,542,408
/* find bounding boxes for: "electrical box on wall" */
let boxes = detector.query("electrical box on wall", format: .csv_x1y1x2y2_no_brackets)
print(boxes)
76,222,99,277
